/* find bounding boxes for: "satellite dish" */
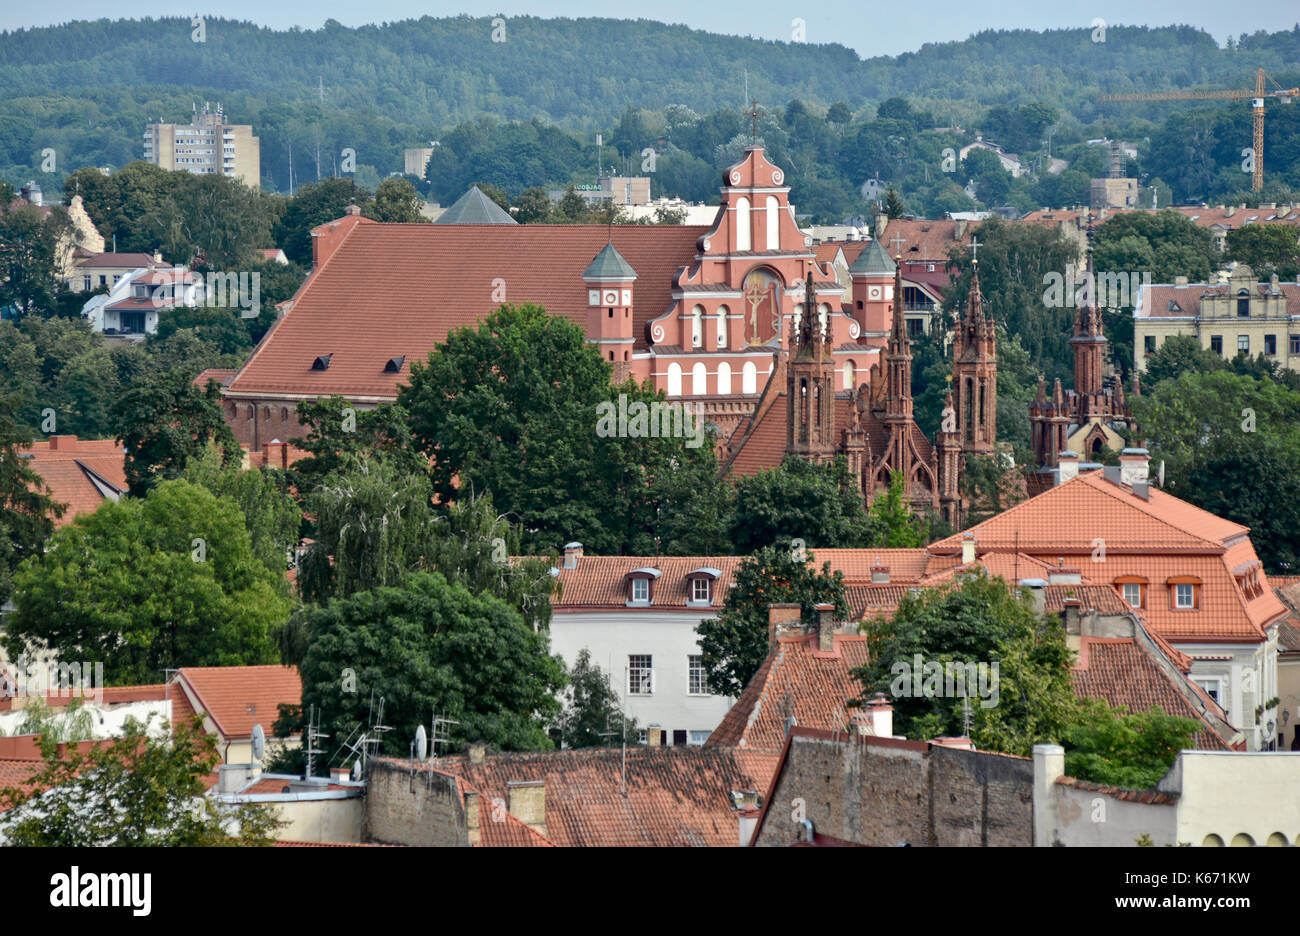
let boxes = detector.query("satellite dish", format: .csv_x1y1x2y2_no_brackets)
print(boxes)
414,724,428,761
1157,460,1165,488
251,723,265,762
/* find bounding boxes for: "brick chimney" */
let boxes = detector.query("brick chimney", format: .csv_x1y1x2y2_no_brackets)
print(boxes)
467,743,486,765
1019,578,1047,615
47,435,78,451
464,789,483,845
1060,597,1082,635
815,602,835,652
1048,560,1081,585
344,204,362,216
507,779,547,838
562,542,583,569
768,603,802,648
961,532,977,566
870,561,890,584
329,766,351,783
1119,447,1149,486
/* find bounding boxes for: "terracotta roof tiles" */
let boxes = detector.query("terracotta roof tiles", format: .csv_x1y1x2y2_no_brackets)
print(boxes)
176,666,301,740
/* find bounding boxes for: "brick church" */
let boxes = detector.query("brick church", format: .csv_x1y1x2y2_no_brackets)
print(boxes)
215,146,992,520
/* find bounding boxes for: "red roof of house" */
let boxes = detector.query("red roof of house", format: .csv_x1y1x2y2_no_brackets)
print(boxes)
175,666,301,740
551,556,741,611
193,368,238,389
20,435,127,526
425,745,777,847
707,634,872,752
74,252,159,269
1072,635,1239,750
225,222,709,400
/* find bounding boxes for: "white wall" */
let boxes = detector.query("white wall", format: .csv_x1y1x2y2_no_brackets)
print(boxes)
1170,752,1300,846
549,610,733,743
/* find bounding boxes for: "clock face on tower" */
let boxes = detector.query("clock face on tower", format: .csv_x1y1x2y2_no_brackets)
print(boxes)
869,285,882,300
603,289,619,306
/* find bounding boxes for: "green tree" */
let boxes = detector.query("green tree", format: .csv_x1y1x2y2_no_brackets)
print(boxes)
367,176,428,223
853,571,1079,754
728,455,870,554
696,545,849,697
866,472,929,546
555,649,639,749
884,185,906,219
958,454,1024,529
273,178,372,265
112,370,240,495
0,715,280,846
297,455,434,604
290,396,426,497
0,396,65,597
1140,334,1226,387
293,572,567,760
0,199,69,318
1064,700,1202,789
1226,225,1300,279
5,480,289,684
1094,211,1218,286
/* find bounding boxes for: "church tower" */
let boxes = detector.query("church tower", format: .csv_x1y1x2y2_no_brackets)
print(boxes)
583,241,637,383
936,386,963,527
848,239,896,349
787,270,836,459
950,259,997,457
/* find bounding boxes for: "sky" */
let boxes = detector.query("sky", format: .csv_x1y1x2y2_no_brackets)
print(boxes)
1,0,1296,58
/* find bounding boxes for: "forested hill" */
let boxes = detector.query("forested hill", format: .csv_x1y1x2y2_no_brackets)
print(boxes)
1,16,1299,197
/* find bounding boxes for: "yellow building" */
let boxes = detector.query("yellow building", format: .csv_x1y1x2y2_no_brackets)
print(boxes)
1133,265,1300,374
144,103,260,189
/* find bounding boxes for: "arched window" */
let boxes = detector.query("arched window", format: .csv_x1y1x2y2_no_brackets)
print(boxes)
792,303,803,334
735,197,751,251
717,361,732,395
765,195,779,249
844,359,856,390
667,362,682,396
716,305,729,348
742,361,758,394
691,304,704,348
691,362,707,395
280,407,289,422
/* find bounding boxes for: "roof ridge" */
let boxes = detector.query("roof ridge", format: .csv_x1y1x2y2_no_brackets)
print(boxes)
1076,473,1233,549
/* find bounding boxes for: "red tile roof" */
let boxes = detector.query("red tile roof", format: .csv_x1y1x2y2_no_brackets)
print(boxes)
707,634,871,752
192,368,238,389
1072,636,1238,750
226,223,709,400
0,684,168,713
74,252,159,269
552,556,741,611
425,745,777,847
20,436,127,526
176,666,301,740
874,219,981,263
1137,281,1300,319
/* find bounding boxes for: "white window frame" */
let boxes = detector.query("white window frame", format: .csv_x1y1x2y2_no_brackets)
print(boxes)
688,655,709,696
631,577,650,603
687,730,710,746
1122,583,1142,608
1174,583,1195,609
691,578,710,603
628,655,654,696
1194,677,1222,704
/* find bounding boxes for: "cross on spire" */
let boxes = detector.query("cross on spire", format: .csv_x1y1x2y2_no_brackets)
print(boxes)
968,236,982,262
749,101,760,142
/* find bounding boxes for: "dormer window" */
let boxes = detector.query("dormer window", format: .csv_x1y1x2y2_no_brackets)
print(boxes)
312,354,332,371
685,567,722,605
1167,576,1202,610
1175,584,1194,608
626,568,660,605
1115,576,1147,609
384,356,405,373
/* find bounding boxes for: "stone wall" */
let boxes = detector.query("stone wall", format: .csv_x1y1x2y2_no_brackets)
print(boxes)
364,758,467,847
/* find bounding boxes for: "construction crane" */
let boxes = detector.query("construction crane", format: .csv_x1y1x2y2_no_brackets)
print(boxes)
1101,68,1297,191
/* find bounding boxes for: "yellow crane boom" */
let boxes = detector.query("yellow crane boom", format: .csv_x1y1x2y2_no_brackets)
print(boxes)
1100,68,1297,191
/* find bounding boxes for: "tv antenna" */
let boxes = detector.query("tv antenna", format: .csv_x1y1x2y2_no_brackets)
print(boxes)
303,704,328,779
430,708,459,759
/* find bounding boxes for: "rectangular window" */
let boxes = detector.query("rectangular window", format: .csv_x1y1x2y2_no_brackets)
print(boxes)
1291,335,1300,355
1265,334,1276,355
1194,678,1221,704
691,578,710,603
689,655,709,695
631,578,649,602
1143,335,1156,354
628,655,653,695
1210,335,1222,355
688,730,710,746
1238,297,1250,317
1175,584,1195,609
1238,335,1250,353
1123,583,1142,608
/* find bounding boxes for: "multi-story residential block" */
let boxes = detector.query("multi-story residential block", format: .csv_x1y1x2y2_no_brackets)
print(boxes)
1133,264,1300,375
143,103,260,188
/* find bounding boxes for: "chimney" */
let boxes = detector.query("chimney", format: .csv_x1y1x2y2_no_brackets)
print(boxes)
344,204,362,216
506,779,547,838
865,692,893,738
47,435,77,451
736,804,761,847
464,789,482,845
647,726,664,746
467,742,486,765
562,542,583,569
961,531,977,565
815,603,835,652
1270,273,1280,292
1119,447,1149,485
1061,597,1082,634
1173,275,1189,287
329,766,351,783
1048,560,1081,585
1032,744,1066,847
1019,578,1047,615
217,762,259,794
1056,450,1079,485
870,561,890,584
930,737,975,750
768,602,802,648
1224,205,1235,218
